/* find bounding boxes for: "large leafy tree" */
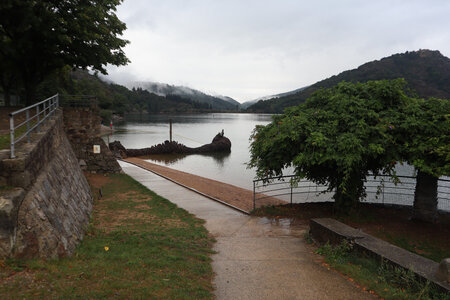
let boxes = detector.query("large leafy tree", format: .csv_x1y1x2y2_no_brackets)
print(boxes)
249,79,450,215
249,80,410,212
0,0,129,105
398,97,450,222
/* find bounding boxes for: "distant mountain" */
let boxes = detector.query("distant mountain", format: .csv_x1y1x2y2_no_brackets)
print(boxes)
240,99,259,109
241,86,309,109
130,82,240,110
247,49,450,113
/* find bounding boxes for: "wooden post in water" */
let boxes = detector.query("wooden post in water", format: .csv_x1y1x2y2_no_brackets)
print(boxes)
169,119,172,142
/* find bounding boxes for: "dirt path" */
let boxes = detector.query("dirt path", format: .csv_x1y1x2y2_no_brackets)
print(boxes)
124,157,285,212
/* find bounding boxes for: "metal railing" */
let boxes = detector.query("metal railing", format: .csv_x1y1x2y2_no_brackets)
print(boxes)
253,174,450,211
9,94,59,158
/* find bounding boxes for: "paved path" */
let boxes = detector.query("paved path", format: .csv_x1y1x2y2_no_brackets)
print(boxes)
119,161,374,300
124,157,284,212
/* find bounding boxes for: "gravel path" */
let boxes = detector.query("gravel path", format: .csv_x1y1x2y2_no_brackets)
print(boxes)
124,157,285,212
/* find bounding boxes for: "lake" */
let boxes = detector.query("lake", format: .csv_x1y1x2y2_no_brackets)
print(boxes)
107,113,274,190
106,113,449,211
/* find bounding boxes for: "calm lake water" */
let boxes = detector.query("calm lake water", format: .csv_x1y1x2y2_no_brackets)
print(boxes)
107,113,274,190
107,112,449,211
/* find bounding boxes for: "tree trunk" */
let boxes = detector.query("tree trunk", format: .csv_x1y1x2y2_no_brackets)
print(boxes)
333,172,364,214
413,170,438,223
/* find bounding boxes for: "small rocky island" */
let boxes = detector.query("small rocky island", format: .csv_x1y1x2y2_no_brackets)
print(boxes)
109,132,231,159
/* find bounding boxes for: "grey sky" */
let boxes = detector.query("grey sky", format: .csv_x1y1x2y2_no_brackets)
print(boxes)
105,0,450,102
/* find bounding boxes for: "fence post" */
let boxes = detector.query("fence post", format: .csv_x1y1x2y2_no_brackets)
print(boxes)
26,110,30,143
9,114,15,158
253,181,256,210
290,184,293,206
36,105,40,132
169,119,172,142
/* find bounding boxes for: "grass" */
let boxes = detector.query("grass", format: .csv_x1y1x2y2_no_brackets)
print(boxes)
316,241,450,300
0,119,38,150
378,232,449,263
0,133,10,150
0,173,215,299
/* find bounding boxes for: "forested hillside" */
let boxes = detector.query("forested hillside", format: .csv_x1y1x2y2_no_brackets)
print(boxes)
34,69,236,120
247,50,450,112
132,82,240,110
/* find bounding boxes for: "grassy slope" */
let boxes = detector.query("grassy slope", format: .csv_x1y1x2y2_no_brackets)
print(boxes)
0,174,215,299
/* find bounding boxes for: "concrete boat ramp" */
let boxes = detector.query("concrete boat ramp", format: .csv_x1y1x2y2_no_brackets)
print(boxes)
119,161,374,299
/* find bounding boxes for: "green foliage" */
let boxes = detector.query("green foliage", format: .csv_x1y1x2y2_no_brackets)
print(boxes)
249,79,412,211
398,97,450,177
34,69,228,119
0,0,129,104
316,240,353,263
249,79,449,212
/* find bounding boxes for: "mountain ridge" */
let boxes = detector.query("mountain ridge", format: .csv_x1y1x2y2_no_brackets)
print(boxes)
130,81,240,110
247,49,450,112
241,86,309,109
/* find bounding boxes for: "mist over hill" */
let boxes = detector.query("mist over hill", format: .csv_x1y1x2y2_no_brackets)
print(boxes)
247,50,450,113
241,86,308,109
130,82,240,110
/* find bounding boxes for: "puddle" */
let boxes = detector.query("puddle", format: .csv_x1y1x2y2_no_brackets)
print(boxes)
258,217,307,236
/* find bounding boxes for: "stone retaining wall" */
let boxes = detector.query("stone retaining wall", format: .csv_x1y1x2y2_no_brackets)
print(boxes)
0,110,93,258
310,218,449,292
14,133,92,258
0,110,65,188
64,107,121,174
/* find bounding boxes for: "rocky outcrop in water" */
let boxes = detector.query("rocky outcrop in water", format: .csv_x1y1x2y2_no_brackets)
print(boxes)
109,133,231,159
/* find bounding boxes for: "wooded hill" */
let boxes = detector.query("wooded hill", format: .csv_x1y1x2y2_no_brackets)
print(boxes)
33,69,239,120
132,82,240,111
247,50,450,113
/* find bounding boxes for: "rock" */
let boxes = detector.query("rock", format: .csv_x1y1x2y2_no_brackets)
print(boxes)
109,133,232,158
436,258,450,283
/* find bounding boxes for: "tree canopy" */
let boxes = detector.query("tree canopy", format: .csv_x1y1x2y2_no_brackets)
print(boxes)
248,79,449,212
0,0,129,104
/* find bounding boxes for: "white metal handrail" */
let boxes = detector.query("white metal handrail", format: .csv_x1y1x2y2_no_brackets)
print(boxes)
253,174,450,211
9,94,59,158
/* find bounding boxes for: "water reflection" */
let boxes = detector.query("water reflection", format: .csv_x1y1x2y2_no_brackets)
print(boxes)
123,112,274,124
142,151,231,168
107,113,274,189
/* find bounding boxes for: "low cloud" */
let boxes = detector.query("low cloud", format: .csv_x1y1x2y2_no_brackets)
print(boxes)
106,0,450,102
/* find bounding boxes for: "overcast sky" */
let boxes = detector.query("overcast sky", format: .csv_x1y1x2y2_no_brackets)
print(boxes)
105,0,450,103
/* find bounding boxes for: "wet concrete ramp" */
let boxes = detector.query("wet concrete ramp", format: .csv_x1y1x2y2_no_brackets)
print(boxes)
119,161,374,300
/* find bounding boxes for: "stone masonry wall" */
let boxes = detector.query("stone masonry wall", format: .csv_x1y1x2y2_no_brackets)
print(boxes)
0,110,93,258
64,107,122,174
0,110,65,189
14,134,92,258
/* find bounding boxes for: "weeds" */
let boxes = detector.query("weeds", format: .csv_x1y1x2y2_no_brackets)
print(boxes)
316,241,449,300
303,230,313,244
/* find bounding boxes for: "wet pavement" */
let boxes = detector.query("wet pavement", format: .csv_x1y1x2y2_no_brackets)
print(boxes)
119,161,375,300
